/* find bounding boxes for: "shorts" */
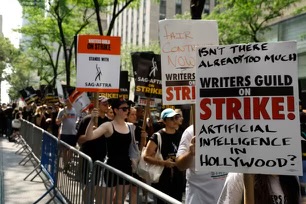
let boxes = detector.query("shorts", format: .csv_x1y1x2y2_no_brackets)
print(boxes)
104,159,132,187
60,134,77,146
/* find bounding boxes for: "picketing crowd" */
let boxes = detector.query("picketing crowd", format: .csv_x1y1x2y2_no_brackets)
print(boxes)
0,95,303,204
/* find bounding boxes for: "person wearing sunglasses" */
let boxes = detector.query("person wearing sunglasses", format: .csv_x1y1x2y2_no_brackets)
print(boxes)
85,98,133,204
76,96,111,203
143,108,186,203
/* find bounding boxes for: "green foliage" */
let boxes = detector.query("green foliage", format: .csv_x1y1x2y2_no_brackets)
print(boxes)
207,0,302,44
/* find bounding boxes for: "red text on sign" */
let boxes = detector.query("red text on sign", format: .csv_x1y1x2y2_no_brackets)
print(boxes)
200,96,295,120
166,86,195,101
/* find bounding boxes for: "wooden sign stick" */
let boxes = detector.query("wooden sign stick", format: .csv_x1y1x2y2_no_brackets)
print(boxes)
243,174,255,204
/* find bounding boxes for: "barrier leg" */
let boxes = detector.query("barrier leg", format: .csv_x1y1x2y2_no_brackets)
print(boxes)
33,185,55,204
24,164,41,181
19,152,33,165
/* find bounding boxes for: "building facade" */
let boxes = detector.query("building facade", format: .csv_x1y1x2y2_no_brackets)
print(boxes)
109,0,216,46
262,1,306,88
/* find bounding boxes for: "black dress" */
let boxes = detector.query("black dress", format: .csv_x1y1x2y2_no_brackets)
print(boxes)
104,123,132,187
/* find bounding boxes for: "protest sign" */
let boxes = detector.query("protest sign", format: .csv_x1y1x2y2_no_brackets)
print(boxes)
159,19,218,105
138,97,156,107
100,70,130,100
19,86,38,105
195,41,302,175
68,89,91,115
76,35,121,93
40,85,59,105
56,79,65,104
132,52,162,99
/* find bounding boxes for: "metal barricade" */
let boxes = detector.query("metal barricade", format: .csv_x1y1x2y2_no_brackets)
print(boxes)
16,120,183,204
16,121,40,166
57,140,93,204
25,131,64,204
92,161,181,204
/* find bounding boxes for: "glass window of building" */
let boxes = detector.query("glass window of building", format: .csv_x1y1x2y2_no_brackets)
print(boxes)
175,0,182,15
160,0,166,20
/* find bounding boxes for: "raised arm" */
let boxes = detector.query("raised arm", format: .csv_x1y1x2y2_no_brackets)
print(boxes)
85,108,111,141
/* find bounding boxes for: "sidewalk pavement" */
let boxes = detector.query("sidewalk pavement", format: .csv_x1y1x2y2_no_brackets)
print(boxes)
0,137,57,204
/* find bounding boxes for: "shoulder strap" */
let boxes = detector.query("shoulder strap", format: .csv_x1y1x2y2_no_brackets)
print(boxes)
110,121,115,131
128,123,136,143
155,132,162,154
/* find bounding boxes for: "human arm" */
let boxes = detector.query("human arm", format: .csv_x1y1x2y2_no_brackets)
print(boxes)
176,136,195,171
176,125,195,171
217,173,244,204
144,136,175,168
139,130,147,150
56,109,65,125
85,108,111,141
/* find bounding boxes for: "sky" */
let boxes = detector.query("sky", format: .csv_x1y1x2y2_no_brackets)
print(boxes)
0,0,22,47
0,0,22,103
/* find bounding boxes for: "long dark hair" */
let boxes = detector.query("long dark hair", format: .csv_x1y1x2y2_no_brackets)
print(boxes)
254,174,299,204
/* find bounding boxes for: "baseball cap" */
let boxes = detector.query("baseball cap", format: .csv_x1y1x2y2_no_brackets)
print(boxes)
160,108,179,120
99,96,109,103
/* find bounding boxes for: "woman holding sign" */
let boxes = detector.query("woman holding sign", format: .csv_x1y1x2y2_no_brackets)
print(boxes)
144,108,185,203
85,98,133,204
217,173,300,204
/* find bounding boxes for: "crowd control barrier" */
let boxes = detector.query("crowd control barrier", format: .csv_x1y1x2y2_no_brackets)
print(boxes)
17,119,182,204
25,131,62,204
56,140,93,204
16,121,40,166
92,161,182,204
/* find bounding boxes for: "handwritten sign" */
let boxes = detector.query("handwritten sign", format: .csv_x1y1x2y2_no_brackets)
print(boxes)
195,41,302,176
159,20,218,105
76,35,121,92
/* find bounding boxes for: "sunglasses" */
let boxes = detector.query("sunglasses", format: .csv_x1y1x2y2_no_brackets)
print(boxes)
118,107,129,112
168,115,181,121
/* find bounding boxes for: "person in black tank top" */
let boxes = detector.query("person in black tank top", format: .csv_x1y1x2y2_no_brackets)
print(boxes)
144,108,185,204
85,99,132,204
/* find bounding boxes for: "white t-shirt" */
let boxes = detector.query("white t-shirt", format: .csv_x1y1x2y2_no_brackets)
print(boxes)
57,107,77,135
217,173,287,204
176,125,227,204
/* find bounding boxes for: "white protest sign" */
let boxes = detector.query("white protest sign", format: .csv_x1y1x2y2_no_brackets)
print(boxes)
195,41,302,175
76,35,121,93
138,96,156,107
159,20,218,105
56,79,65,104
68,90,91,115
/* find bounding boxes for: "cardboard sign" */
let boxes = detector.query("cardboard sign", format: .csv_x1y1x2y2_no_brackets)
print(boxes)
132,52,162,99
76,35,121,92
100,71,130,100
195,41,302,176
56,79,65,104
68,90,91,114
159,20,218,105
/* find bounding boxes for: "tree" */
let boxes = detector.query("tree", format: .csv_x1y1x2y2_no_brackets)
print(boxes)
91,0,139,36
47,0,96,86
0,36,18,77
18,7,63,87
0,36,18,102
207,0,302,44
6,54,36,101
